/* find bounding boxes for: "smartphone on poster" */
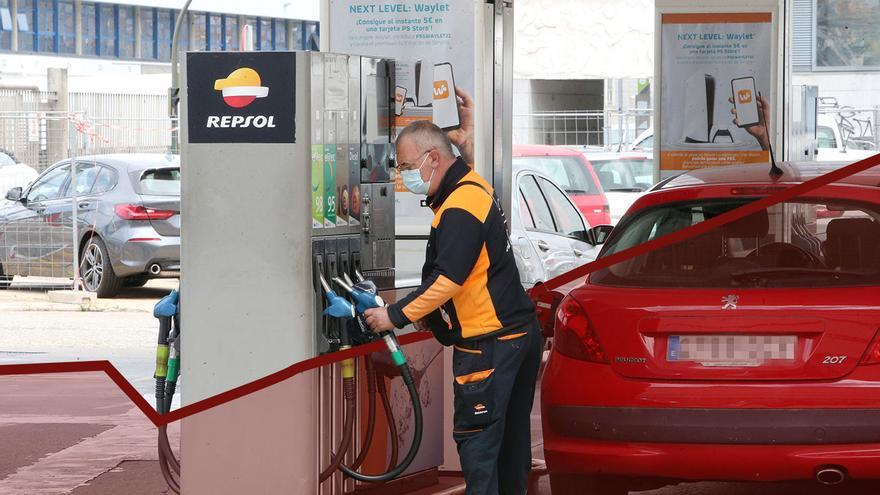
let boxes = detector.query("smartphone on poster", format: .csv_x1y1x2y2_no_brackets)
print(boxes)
432,63,461,131
394,85,407,116
731,76,760,128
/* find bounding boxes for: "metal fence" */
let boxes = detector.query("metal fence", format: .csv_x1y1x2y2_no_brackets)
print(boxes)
513,109,653,149
0,87,177,291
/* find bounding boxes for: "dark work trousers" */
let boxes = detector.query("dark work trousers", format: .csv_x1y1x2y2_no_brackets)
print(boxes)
452,318,543,495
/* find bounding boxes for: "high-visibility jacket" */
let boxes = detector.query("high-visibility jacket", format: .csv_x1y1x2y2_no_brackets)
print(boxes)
387,158,535,345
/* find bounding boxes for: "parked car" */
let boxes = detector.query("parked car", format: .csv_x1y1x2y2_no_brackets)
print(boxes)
511,165,604,288
513,144,611,227
542,161,880,494
394,160,605,289
582,151,654,225
0,149,39,200
629,127,654,152
0,153,180,297
816,113,878,162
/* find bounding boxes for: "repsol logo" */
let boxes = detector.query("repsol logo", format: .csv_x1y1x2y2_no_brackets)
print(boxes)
206,115,277,128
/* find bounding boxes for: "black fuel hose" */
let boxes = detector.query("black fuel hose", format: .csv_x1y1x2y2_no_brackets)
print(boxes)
350,356,378,470
338,361,422,483
376,371,399,470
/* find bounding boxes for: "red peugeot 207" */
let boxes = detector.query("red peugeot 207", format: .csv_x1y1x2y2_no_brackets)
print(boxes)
541,162,880,494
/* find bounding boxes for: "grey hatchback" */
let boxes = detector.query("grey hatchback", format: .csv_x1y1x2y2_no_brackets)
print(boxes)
0,153,180,297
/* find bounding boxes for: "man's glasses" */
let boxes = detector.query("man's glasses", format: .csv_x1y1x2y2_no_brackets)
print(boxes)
395,149,432,171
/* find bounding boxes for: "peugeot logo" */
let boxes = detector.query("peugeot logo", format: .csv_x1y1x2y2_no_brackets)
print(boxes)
722,295,739,310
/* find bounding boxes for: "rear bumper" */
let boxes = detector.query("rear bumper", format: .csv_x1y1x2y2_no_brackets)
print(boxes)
543,438,880,481
548,406,880,444
541,350,880,481
105,226,179,278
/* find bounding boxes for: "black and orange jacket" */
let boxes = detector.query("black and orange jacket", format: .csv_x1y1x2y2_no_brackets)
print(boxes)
387,158,535,345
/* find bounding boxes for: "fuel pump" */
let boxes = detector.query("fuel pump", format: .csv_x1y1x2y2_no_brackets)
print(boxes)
153,290,182,494
317,273,424,483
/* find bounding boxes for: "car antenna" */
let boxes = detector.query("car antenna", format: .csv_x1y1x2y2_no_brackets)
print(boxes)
758,91,783,178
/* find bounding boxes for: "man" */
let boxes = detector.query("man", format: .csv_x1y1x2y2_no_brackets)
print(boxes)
364,119,542,495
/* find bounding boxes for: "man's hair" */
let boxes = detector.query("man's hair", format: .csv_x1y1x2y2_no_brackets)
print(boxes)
395,120,455,158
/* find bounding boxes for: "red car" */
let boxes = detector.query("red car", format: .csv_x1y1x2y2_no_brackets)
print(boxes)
512,145,611,227
541,162,880,494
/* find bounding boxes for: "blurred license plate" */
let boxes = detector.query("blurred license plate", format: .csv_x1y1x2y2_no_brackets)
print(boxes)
667,335,796,363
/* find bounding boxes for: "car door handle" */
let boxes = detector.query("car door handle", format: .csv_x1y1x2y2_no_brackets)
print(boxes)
35,207,46,215
537,240,550,252
78,202,90,209
574,248,586,257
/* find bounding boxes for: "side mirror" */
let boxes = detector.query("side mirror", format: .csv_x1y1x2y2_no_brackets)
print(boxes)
586,224,613,246
5,187,22,202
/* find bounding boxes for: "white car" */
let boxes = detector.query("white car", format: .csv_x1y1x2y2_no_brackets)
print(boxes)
394,166,604,289
816,113,877,162
0,150,39,202
582,151,654,225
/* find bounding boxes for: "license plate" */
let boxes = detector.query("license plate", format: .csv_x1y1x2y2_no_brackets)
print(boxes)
667,335,796,363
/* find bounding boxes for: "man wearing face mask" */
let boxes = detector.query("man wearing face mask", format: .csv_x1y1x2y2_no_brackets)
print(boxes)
364,119,541,495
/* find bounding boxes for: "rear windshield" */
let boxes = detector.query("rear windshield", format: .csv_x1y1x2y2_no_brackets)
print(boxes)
592,159,654,192
136,168,180,196
513,156,599,196
592,198,880,288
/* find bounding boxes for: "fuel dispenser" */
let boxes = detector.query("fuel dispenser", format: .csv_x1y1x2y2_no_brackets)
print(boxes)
180,50,439,494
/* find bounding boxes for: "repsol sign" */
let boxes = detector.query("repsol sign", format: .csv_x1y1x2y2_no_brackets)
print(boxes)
206,115,277,128
186,52,295,143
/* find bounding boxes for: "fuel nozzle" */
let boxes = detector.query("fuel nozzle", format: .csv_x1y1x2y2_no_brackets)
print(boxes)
321,273,355,319
334,277,384,314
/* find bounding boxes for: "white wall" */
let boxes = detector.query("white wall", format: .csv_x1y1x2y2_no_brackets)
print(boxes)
514,0,654,80
793,72,880,109
0,53,171,93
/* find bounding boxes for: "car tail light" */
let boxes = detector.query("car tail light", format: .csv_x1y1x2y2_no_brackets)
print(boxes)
115,204,176,221
531,288,564,338
553,296,608,363
859,329,880,365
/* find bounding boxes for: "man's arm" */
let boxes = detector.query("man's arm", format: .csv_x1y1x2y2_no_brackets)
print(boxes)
386,208,484,328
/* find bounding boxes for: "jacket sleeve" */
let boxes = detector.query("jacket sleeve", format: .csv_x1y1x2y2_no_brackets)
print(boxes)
387,207,484,328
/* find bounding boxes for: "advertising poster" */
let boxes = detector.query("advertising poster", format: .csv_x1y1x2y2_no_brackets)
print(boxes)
329,0,476,159
660,13,773,172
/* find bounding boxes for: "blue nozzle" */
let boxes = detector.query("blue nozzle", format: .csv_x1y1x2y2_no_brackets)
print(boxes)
351,288,383,314
324,290,356,319
153,289,179,319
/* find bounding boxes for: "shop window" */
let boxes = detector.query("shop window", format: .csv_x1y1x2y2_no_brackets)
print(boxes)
305,21,318,51
97,4,116,56
157,9,171,60
258,17,272,50
16,0,34,51
275,19,287,50
225,15,239,51
58,0,74,53
208,13,222,50
291,21,303,50
815,0,880,70
0,0,11,50
35,0,54,52
139,7,155,59
82,2,97,55
118,5,134,58
191,12,206,51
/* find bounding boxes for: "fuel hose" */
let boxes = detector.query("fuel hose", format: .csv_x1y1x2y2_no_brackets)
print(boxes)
336,332,422,483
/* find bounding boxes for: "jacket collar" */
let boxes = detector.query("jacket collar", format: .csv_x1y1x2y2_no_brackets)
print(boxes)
427,157,470,210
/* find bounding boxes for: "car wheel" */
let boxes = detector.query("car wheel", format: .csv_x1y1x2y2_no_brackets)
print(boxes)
123,275,150,288
549,473,631,495
80,237,122,298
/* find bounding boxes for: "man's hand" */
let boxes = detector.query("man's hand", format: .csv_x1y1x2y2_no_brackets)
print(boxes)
730,94,771,151
446,85,475,164
364,307,395,332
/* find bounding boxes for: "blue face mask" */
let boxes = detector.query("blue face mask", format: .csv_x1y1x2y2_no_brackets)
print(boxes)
401,152,434,195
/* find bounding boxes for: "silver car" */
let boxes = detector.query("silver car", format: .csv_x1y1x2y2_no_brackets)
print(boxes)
0,153,180,297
